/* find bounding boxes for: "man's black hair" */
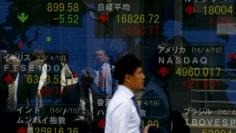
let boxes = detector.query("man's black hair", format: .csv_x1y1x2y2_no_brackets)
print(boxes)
114,54,142,84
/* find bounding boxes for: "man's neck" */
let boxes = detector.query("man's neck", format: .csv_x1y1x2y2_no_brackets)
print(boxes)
122,83,133,92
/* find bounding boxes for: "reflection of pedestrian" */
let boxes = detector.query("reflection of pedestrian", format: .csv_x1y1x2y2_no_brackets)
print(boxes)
93,50,113,97
63,67,95,122
141,50,172,133
142,76,171,133
0,55,29,111
36,52,66,106
61,62,73,88
62,82,92,133
141,48,190,133
105,54,150,133
0,55,29,132
61,72,93,133
35,52,65,124
80,67,96,122
25,50,46,122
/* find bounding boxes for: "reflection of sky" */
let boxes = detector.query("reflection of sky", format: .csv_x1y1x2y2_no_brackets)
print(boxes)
163,21,182,38
24,25,88,72
23,13,126,73
163,20,226,42
0,1,10,24
183,30,225,43
163,20,227,43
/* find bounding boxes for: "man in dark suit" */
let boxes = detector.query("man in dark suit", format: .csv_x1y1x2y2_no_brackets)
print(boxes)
0,55,29,111
61,69,94,133
141,47,190,133
141,49,172,133
0,55,30,132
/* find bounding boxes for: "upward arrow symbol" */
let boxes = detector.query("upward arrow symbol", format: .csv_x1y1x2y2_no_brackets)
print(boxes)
98,13,108,24
158,67,169,77
18,12,28,23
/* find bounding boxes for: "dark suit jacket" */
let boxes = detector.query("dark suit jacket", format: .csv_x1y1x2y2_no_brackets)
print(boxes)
61,83,94,133
0,72,29,132
61,83,97,121
61,83,80,105
0,72,29,112
141,77,171,133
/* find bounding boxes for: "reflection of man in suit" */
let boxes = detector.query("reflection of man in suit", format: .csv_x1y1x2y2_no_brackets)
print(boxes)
62,68,95,121
141,50,172,133
36,53,68,106
142,42,190,133
0,55,29,111
94,50,113,97
80,67,108,133
0,55,29,132
61,68,94,133
26,50,46,122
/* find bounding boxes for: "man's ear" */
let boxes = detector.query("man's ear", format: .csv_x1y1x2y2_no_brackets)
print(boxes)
124,74,131,83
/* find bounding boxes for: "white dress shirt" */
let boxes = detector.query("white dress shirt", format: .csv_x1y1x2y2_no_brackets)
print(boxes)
60,63,73,91
37,63,47,91
13,73,19,110
103,63,112,95
37,63,72,91
105,85,141,133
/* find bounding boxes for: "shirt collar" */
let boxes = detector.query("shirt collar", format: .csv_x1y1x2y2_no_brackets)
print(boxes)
14,72,19,86
101,62,109,67
118,85,134,99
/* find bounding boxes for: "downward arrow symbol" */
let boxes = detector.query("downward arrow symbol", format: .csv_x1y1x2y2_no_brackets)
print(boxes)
18,12,28,23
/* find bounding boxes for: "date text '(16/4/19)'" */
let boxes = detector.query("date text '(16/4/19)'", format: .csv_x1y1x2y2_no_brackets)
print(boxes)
4,64,62,72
